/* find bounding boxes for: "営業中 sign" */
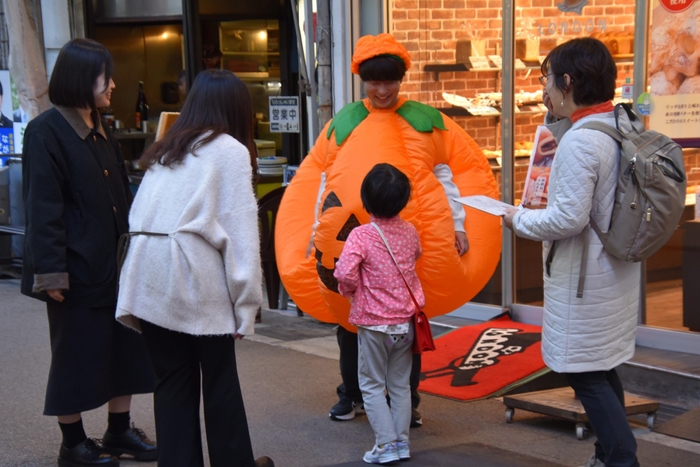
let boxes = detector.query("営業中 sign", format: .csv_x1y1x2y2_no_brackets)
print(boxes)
269,96,300,133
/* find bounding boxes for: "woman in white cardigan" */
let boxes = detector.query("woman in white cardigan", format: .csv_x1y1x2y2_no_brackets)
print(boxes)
116,69,273,467
503,39,640,467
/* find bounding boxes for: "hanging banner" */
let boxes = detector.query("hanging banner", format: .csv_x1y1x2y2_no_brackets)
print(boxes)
648,0,700,147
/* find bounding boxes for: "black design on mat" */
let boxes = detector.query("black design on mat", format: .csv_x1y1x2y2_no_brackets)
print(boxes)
420,328,541,387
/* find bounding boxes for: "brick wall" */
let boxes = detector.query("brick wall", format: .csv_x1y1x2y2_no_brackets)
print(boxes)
389,0,700,200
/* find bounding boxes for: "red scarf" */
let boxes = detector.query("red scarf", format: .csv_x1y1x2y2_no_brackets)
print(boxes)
570,101,614,123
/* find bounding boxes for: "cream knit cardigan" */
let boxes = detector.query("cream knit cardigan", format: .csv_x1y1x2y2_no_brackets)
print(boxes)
116,133,262,336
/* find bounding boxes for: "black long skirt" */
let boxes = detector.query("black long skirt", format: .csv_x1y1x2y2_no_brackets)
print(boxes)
44,303,155,416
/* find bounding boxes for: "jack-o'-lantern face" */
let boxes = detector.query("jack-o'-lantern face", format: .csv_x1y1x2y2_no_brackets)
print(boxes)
314,190,361,293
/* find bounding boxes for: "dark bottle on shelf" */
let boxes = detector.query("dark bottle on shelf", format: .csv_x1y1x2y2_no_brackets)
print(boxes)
135,81,149,132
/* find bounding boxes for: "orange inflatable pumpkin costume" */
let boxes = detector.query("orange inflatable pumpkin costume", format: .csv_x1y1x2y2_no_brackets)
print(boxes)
276,34,501,330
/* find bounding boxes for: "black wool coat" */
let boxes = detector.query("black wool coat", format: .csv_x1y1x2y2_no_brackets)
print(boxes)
21,106,132,307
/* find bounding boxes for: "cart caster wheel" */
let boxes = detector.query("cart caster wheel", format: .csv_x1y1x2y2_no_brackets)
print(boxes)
505,407,514,424
576,424,587,440
647,413,656,429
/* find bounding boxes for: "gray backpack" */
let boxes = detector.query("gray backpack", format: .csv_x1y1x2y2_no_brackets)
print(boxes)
580,103,687,263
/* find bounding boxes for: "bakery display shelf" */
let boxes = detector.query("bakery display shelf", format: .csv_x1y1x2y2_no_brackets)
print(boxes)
424,62,541,80
437,106,547,118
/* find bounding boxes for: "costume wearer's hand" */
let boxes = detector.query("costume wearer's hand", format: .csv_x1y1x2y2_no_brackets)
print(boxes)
305,234,315,258
47,289,65,302
502,208,519,230
233,332,245,339
455,231,469,256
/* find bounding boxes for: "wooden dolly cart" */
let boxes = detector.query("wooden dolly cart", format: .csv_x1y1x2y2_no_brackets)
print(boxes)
502,387,659,440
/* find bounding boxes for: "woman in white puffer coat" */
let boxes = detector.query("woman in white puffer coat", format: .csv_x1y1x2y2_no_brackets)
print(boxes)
503,38,641,467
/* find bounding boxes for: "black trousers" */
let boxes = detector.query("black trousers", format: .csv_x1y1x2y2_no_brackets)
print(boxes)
140,320,255,467
566,369,639,467
336,325,421,409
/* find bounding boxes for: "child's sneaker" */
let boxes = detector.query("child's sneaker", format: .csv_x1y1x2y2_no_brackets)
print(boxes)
396,440,410,460
363,442,399,464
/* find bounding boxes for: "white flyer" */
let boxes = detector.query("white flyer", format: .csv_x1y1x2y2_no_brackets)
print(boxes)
454,195,515,216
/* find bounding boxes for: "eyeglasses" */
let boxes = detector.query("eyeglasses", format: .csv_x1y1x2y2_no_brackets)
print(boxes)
538,73,554,86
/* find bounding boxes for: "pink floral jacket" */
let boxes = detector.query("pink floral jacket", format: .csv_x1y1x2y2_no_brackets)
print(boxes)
334,215,425,326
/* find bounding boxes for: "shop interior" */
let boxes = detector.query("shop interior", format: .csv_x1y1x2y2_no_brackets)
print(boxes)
88,0,299,198
389,0,700,334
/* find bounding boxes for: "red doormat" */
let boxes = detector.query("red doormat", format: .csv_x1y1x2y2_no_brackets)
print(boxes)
419,314,549,401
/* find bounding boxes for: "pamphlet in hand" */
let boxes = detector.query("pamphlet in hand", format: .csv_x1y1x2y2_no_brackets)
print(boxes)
454,195,515,216
522,125,557,208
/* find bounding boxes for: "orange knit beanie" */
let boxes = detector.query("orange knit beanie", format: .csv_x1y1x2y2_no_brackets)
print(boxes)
350,33,411,75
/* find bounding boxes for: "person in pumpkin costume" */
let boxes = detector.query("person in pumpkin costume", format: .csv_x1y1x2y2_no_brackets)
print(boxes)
275,34,501,424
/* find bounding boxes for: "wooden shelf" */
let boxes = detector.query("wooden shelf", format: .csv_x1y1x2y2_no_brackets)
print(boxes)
436,106,546,118
424,62,541,80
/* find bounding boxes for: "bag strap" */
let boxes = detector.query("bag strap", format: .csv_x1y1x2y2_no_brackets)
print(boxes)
370,222,422,314
576,226,589,298
574,120,623,298
579,120,623,143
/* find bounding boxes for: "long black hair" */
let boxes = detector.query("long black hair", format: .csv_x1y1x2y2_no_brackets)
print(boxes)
140,69,257,179
49,38,114,128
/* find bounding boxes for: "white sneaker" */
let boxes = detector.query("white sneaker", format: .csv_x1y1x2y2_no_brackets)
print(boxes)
396,440,410,460
363,442,399,464
580,453,605,467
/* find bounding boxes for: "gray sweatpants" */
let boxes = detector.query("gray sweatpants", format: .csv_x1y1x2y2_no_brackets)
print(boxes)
357,324,414,446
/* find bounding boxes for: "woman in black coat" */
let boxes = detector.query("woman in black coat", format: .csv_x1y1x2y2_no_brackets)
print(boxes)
22,38,156,467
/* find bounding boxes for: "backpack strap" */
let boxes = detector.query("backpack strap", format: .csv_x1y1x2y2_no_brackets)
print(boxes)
576,120,621,248
579,120,622,143
574,121,620,298
576,227,589,298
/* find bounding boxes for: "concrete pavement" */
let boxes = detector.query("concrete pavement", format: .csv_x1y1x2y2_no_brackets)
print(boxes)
1,278,699,466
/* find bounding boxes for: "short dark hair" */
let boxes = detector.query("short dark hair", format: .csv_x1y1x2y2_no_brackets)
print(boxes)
541,38,617,106
359,55,406,82
140,69,257,180
361,163,411,219
49,38,114,113
0,81,3,96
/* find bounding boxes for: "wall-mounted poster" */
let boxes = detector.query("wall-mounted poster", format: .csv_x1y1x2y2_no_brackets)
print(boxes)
522,126,558,208
10,74,28,154
649,0,700,147
0,71,15,154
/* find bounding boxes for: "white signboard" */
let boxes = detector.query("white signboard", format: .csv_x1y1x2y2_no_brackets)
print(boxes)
269,96,300,133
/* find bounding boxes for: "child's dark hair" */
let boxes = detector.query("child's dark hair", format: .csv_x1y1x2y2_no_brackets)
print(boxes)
361,163,411,218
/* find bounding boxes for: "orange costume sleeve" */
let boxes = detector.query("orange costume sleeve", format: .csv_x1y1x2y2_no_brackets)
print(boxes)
276,98,501,330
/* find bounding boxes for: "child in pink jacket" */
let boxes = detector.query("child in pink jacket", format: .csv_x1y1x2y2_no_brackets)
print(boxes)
334,163,425,464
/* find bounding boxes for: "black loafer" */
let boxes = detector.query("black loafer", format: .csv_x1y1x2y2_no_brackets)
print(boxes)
102,424,157,462
255,456,275,467
58,438,119,467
